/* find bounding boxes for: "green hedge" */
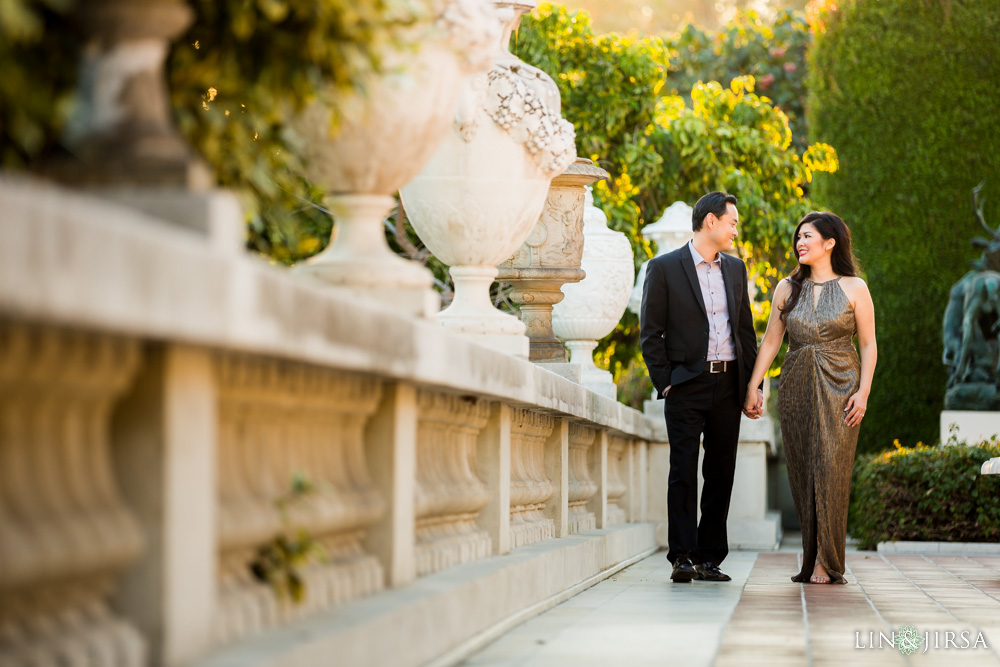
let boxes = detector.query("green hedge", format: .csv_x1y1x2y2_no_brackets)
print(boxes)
806,0,1000,452
849,438,1000,550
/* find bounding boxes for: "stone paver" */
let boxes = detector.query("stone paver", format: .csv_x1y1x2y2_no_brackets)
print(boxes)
460,550,757,666
461,542,1000,667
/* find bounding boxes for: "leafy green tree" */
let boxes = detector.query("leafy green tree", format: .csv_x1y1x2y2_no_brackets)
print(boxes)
0,0,78,169
515,4,836,407
664,9,811,148
807,0,1000,452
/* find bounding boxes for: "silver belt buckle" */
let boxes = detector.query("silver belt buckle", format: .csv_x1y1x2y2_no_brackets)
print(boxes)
709,360,726,373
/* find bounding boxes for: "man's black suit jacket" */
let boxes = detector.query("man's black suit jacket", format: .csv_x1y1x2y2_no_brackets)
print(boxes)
639,243,758,405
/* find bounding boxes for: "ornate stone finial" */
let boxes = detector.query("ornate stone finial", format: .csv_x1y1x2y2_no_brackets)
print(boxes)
942,180,1000,410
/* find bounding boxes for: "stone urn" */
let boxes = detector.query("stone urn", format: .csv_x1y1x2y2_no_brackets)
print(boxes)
627,200,694,315
50,0,211,187
400,0,577,356
290,0,499,318
552,187,634,398
498,158,607,362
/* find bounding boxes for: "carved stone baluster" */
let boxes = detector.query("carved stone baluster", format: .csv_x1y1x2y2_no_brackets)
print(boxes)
509,409,555,548
567,423,598,533
415,392,492,576
0,321,145,665
606,435,629,527
214,355,385,645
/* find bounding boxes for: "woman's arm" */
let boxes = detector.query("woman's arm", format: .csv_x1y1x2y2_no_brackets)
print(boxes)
743,279,791,416
844,278,877,427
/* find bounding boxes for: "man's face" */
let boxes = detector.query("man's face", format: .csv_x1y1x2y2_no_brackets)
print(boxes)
708,203,739,251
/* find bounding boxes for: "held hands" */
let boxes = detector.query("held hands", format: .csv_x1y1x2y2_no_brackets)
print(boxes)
844,391,868,427
743,388,764,419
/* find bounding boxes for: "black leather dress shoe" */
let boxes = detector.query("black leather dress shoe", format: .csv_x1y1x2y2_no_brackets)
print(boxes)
694,562,732,582
671,556,697,583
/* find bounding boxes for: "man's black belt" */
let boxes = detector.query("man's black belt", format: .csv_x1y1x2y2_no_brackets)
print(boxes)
705,360,734,373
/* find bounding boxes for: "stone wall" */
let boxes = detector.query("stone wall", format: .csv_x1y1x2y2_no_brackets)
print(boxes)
0,176,663,666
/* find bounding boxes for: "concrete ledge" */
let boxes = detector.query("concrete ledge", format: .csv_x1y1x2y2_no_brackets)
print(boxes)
195,524,657,667
940,410,1000,445
0,176,662,442
877,541,1000,556
729,511,783,551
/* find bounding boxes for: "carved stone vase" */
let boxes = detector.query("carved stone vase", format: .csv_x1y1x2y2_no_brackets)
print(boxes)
551,187,634,398
290,0,498,318
52,0,211,187
400,0,577,356
498,158,607,362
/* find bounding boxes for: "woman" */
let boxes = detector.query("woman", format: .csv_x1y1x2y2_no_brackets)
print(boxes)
744,212,877,584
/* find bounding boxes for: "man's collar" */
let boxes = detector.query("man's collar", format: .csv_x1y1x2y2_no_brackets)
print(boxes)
688,240,721,266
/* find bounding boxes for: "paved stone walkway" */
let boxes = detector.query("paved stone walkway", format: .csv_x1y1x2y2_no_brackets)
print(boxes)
461,542,1000,666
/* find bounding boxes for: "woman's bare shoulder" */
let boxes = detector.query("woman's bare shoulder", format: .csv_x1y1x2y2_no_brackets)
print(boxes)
839,275,870,295
771,277,794,307
774,277,794,294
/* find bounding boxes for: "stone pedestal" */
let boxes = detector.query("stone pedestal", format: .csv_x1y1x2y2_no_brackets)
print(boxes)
499,158,607,362
940,410,1000,444
728,418,782,550
50,0,211,187
566,340,616,398
293,194,440,319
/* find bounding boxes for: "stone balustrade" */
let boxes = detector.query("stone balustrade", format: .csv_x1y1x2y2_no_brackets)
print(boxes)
0,176,664,666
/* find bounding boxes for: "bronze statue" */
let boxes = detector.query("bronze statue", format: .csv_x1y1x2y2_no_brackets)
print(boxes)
943,181,1000,410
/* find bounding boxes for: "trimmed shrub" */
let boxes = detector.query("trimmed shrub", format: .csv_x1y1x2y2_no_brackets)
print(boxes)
849,438,1000,550
806,0,1000,452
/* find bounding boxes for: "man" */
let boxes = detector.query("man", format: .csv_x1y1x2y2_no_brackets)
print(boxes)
640,191,762,583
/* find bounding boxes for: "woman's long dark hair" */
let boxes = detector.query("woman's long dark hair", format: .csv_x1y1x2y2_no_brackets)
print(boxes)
779,212,859,322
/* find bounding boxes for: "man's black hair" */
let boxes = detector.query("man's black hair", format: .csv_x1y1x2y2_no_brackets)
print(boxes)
692,191,738,232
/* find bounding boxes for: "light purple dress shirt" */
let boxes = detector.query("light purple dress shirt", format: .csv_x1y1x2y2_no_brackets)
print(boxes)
688,241,736,362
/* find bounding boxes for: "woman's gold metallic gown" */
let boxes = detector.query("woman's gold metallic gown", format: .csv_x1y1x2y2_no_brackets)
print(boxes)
779,278,861,584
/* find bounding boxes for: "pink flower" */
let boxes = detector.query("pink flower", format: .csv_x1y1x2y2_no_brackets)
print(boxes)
769,47,786,58
784,62,798,73
758,73,776,90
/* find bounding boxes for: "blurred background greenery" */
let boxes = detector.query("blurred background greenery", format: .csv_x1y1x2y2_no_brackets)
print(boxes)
3,0,998,454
